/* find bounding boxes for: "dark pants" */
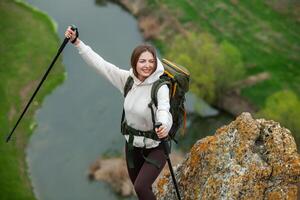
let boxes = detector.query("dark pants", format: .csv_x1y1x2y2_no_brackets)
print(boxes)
125,142,166,200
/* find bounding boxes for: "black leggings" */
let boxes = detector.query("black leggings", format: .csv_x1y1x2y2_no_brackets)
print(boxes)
125,142,166,200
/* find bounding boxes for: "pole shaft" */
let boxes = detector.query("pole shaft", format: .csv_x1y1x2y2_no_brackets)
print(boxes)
162,141,181,200
6,38,69,142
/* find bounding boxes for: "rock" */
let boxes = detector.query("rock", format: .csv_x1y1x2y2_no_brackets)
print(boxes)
154,112,300,199
217,72,270,116
235,72,271,89
88,151,185,197
115,0,146,16
217,90,257,116
88,158,134,197
111,0,187,40
138,15,162,40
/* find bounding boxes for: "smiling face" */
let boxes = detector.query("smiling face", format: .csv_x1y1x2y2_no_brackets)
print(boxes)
136,51,156,81
131,44,157,82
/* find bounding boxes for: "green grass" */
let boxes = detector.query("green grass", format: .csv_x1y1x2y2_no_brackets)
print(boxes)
148,0,300,108
0,0,65,199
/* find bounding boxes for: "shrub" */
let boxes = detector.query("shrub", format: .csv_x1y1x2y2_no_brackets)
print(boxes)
166,31,245,103
257,90,300,148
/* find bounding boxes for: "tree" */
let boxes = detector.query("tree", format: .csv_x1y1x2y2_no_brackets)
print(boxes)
216,41,244,95
165,31,245,103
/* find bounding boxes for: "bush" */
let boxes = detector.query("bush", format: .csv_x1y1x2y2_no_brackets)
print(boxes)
257,90,300,148
165,31,245,103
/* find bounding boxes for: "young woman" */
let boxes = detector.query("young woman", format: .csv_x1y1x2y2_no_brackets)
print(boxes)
65,27,172,200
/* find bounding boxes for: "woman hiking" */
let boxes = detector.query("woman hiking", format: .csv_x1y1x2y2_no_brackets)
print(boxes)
65,26,172,200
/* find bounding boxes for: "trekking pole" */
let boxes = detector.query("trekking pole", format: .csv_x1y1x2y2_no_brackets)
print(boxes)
155,122,182,200
6,25,78,143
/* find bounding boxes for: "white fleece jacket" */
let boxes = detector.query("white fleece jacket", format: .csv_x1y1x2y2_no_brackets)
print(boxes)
75,41,172,148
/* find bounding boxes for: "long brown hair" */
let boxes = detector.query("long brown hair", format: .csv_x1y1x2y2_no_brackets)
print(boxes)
130,44,157,77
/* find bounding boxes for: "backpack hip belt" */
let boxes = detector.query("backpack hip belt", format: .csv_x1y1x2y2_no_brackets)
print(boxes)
121,121,160,141
122,121,161,169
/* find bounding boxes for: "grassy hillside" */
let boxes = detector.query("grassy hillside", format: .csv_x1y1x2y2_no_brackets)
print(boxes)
148,0,300,107
0,0,65,199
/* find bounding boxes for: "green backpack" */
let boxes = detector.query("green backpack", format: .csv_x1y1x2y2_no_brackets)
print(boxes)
121,58,190,141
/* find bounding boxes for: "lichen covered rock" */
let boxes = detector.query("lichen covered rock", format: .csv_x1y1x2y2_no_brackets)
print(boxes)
154,112,300,199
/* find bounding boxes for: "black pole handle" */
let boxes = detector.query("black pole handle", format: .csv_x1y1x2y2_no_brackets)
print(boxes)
6,25,77,143
70,24,77,31
155,122,170,142
154,122,162,129
69,25,78,44
155,122,166,139
155,121,170,154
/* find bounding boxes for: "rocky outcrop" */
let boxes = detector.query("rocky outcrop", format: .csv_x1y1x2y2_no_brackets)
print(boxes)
213,75,271,117
217,90,257,116
89,113,299,199
88,158,134,196
88,151,184,197
111,0,187,40
217,72,271,116
154,112,300,199
108,0,146,16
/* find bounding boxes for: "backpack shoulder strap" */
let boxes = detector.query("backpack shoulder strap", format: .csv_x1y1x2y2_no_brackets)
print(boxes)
124,76,134,97
148,76,171,130
121,76,134,130
151,76,171,107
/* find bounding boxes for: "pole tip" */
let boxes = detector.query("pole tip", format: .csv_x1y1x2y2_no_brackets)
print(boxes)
6,135,12,143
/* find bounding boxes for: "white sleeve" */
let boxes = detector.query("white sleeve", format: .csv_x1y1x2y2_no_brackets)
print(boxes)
155,85,173,133
75,40,129,94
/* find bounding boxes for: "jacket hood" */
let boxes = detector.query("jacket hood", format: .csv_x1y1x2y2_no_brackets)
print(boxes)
129,58,164,85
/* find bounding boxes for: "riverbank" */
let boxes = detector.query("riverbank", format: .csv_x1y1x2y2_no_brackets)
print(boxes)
109,0,300,112
0,0,65,199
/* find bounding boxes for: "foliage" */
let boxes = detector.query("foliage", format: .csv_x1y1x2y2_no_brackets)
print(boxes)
0,0,65,199
147,0,300,108
257,90,300,147
166,32,245,103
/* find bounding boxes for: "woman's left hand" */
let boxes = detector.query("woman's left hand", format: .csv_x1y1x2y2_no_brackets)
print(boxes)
155,124,168,139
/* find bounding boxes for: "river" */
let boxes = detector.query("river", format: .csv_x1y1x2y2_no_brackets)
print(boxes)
26,0,141,199
25,0,233,199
